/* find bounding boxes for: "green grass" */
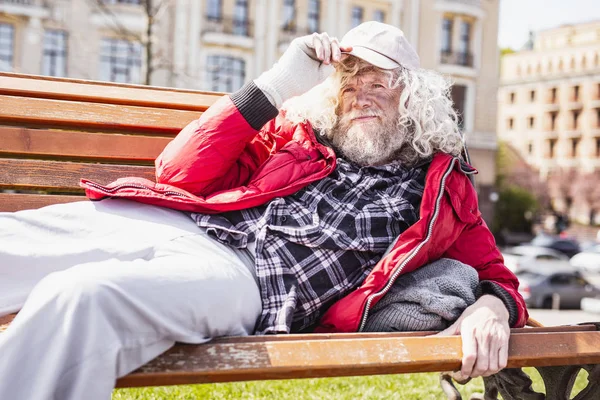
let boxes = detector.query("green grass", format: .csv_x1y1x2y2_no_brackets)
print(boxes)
113,368,589,399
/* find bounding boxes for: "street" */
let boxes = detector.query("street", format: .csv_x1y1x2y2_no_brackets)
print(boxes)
528,308,600,326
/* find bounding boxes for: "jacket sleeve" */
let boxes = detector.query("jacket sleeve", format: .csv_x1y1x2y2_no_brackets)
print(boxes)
155,82,280,196
442,172,529,328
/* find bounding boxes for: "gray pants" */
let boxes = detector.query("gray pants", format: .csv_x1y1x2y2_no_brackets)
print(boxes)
0,199,261,400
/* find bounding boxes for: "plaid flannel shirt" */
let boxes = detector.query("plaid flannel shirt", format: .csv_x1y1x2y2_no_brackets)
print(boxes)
191,158,426,334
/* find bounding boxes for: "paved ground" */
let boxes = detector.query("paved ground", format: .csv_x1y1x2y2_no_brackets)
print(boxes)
528,308,600,326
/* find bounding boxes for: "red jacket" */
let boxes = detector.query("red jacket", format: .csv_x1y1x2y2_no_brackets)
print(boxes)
82,94,528,331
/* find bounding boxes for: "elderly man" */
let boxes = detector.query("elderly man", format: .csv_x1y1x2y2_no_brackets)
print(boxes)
0,21,527,400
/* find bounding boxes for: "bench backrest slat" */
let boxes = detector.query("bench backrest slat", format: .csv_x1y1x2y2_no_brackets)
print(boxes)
0,95,201,133
0,72,222,111
0,158,155,192
0,127,168,162
0,193,86,212
0,73,223,212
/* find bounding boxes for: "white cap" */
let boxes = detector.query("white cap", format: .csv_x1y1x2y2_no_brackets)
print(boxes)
340,21,420,70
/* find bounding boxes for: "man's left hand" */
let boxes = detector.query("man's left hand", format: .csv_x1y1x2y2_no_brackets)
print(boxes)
437,295,510,379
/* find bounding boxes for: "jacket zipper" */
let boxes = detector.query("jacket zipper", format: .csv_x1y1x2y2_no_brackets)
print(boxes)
357,157,459,332
84,181,188,198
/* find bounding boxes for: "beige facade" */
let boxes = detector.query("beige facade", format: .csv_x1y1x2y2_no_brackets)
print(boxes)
498,21,600,223
0,0,500,221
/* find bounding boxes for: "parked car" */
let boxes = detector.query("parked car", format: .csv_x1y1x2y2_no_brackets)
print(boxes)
501,245,571,273
570,244,600,273
528,235,581,258
516,268,600,309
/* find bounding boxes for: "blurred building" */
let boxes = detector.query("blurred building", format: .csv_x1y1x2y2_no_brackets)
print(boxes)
498,21,600,224
0,0,500,222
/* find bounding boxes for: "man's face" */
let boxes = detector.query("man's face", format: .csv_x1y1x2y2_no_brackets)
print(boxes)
331,69,405,166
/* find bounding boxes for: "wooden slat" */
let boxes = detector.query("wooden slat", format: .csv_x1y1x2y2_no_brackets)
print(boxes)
0,95,200,133
116,331,600,387
0,193,86,212
0,72,223,111
0,127,170,161
1,310,598,388
0,159,154,191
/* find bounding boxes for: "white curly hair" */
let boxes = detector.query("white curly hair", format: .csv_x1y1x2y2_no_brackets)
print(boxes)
284,56,465,166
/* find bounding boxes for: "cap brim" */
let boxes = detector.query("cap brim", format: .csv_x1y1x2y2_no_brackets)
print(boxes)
341,47,400,70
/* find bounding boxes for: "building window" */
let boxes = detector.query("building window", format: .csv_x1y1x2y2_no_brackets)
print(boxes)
528,116,535,129
528,142,533,155
550,87,557,103
307,0,320,33
0,23,14,72
206,55,245,92
42,30,68,77
458,21,471,65
99,38,142,84
530,90,535,102
450,84,467,130
596,137,600,157
573,85,580,101
101,0,142,4
549,139,557,158
509,92,515,104
571,138,580,158
441,17,452,54
572,110,581,129
373,10,385,23
508,118,514,130
282,0,296,32
597,108,600,128
550,111,558,131
206,0,222,21
233,0,249,36
351,6,363,28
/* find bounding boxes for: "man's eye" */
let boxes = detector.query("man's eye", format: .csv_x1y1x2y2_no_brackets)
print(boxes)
372,83,385,89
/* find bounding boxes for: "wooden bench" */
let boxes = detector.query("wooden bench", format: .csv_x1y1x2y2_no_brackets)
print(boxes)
1,72,599,399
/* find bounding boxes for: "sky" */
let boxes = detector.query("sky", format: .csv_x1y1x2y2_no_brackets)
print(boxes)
498,0,600,50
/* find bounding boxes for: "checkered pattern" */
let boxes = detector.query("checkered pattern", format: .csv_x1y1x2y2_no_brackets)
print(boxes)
192,159,427,334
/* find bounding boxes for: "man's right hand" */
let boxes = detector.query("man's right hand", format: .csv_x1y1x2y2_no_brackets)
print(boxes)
290,32,352,66
253,32,352,108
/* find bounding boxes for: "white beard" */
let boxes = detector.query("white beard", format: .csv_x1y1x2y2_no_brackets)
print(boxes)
330,111,408,167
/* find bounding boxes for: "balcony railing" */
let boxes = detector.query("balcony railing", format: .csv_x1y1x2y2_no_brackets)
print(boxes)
0,0,35,4
448,0,481,5
203,16,254,38
278,26,314,46
440,51,474,67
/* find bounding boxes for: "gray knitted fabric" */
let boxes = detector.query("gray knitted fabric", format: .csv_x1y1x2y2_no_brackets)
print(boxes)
363,258,478,332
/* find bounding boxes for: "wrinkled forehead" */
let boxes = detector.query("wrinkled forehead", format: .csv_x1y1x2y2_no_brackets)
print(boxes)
343,69,392,86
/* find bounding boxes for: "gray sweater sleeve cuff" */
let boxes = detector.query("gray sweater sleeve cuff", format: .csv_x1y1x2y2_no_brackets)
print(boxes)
229,82,279,131
476,280,519,327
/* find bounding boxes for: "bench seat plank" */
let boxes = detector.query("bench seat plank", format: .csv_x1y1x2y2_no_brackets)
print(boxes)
0,193,86,212
0,95,200,133
0,127,169,162
116,330,600,387
0,159,155,192
0,72,222,111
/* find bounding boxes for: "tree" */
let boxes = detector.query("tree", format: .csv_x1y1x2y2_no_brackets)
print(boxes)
547,168,577,213
493,142,546,238
500,47,515,57
90,0,174,85
571,171,600,225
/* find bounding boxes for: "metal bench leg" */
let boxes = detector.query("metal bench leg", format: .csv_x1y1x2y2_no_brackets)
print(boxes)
479,364,600,400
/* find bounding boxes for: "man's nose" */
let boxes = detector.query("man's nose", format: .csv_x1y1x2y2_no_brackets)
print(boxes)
353,90,372,109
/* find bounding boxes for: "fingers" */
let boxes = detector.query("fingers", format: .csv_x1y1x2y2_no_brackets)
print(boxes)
436,320,459,336
460,329,478,378
310,33,344,64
